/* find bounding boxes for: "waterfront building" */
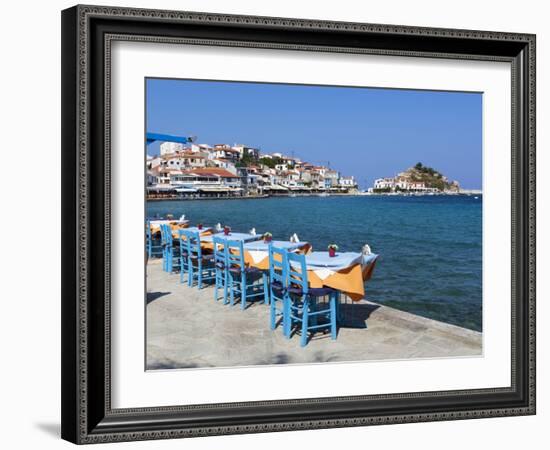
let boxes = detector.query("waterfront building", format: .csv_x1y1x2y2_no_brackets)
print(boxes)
163,152,207,169
324,169,340,188
233,144,260,160
151,167,184,185
160,141,184,156
279,169,301,188
148,156,163,170
212,145,240,162
149,137,360,198
374,178,395,190
208,158,237,173
298,168,312,184
339,176,357,188
190,143,212,153
237,167,262,195
146,170,158,186
308,169,324,188
313,166,327,177
170,168,243,196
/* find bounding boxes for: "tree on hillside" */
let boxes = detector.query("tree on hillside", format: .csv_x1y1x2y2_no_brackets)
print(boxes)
236,153,256,167
258,157,283,169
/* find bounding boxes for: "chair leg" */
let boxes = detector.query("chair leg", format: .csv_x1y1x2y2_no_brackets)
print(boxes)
330,294,337,340
214,270,219,300
240,273,246,310
197,261,203,289
338,292,344,323
336,292,341,322
223,271,229,304
229,273,235,306
270,294,276,330
283,295,291,338
263,274,269,304
187,261,193,287
300,297,309,347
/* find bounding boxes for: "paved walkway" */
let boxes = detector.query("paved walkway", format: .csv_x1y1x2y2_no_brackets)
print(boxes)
146,260,482,370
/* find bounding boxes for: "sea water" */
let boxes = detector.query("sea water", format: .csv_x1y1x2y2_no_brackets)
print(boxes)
147,195,482,331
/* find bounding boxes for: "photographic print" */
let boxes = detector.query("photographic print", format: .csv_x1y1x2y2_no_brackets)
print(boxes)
62,7,535,442
145,79,483,370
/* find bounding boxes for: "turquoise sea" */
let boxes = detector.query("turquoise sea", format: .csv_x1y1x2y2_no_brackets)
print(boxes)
147,196,482,331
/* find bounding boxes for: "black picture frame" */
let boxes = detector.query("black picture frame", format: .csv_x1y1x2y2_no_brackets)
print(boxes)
61,4,536,444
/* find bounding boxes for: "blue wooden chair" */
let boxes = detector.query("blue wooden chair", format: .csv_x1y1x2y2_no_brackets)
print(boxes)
213,235,229,303
146,220,163,259
268,245,290,336
160,223,181,273
286,252,338,347
226,239,268,310
177,229,191,284
183,230,215,289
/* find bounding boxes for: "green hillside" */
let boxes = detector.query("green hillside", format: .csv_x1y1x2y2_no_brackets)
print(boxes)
404,163,458,191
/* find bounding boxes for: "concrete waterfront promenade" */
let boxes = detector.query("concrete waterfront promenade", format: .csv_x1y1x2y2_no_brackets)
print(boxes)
146,260,482,370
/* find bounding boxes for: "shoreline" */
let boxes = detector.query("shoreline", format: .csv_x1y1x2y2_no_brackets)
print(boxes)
147,192,482,201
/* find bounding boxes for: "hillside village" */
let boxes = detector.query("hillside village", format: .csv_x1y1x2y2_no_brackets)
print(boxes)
369,163,461,194
147,141,358,199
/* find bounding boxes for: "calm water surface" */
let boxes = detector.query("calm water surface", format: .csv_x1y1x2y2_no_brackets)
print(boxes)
147,196,482,331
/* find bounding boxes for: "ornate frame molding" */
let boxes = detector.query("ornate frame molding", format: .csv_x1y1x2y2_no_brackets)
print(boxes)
61,4,536,444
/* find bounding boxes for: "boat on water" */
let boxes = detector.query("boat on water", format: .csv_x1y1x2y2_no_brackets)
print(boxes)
317,192,330,197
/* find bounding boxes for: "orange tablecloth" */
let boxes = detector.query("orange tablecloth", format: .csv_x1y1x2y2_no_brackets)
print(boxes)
174,228,214,240
150,221,189,236
202,238,311,268
200,233,259,252
306,255,378,301
241,245,376,300
243,243,312,270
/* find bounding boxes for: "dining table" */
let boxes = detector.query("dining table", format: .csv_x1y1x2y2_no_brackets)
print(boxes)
200,232,261,251
301,251,379,301
148,219,189,236
241,240,312,270
174,226,213,239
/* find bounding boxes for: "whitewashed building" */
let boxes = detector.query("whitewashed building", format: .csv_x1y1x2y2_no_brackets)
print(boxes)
163,153,207,169
233,144,260,160
339,176,357,188
160,142,184,156
374,178,396,189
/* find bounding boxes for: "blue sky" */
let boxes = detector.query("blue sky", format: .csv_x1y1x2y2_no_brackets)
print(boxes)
146,78,482,189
